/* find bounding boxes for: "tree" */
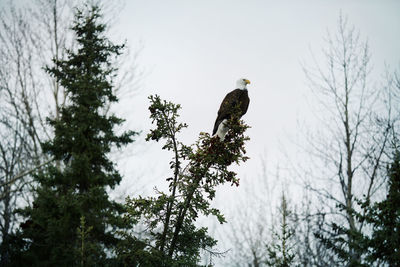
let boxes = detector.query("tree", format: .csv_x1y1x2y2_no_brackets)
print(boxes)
0,1,73,263
291,193,335,267
0,1,141,264
357,150,400,266
116,95,249,266
9,5,136,266
222,160,280,267
301,14,391,265
265,193,296,267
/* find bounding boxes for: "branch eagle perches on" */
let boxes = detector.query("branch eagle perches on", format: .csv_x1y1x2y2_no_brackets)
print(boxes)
120,95,249,265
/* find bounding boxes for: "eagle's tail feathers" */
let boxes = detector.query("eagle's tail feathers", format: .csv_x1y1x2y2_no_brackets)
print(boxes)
212,118,221,135
213,119,228,140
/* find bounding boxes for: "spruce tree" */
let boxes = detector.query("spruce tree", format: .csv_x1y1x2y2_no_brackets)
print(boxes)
360,150,400,265
13,5,136,266
316,150,400,266
265,193,296,267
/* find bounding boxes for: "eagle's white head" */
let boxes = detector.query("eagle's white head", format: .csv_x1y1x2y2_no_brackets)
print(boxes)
236,78,251,90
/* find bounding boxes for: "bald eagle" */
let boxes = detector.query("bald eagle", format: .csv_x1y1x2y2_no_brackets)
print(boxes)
213,78,250,140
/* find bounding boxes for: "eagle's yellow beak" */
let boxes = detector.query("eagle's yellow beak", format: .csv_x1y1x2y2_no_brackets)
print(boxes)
245,79,251,85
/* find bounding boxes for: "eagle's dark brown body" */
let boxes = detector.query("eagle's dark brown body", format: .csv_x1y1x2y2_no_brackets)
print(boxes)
212,89,250,135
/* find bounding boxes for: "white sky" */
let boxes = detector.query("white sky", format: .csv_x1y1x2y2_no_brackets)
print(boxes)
112,2,399,262
114,0,400,192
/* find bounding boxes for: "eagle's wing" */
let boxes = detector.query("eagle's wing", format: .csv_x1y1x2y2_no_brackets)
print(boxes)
241,94,250,116
212,89,242,135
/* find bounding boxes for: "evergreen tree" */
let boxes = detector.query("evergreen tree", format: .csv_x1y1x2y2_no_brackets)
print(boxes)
316,150,400,267
11,5,136,266
265,193,296,267
359,150,400,265
116,96,249,266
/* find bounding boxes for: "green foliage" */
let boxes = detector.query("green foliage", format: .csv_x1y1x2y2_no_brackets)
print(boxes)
10,5,136,266
316,151,400,266
116,95,249,266
315,220,367,267
77,216,94,267
265,194,296,267
358,150,400,265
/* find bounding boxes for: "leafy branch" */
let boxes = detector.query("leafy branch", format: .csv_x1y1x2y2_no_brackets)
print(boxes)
120,95,249,265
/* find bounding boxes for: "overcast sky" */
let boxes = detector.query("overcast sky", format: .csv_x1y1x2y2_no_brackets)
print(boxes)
111,3,399,261
3,0,399,202
2,0,399,263
113,0,400,196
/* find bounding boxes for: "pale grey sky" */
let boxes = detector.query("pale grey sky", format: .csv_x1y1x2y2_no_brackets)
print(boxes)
2,0,399,264
114,0,400,195
112,3,399,262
